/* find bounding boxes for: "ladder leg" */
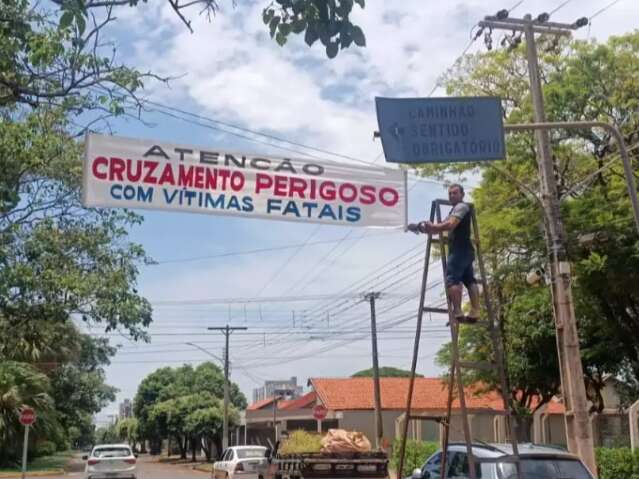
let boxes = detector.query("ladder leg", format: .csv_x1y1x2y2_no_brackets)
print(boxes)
397,202,437,479
470,207,521,477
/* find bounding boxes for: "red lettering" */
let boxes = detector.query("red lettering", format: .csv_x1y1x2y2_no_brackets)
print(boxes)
143,161,158,184
230,172,245,192
359,185,376,205
158,163,175,185
255,173,273,194
194,167,205,189
126,159,142,182
379,187,399,207
92,157,108,180
178,165,194,187
338,183,357,203
289,177,307,199
205,168,217,189
218,169,231,189
273,175,288,196
109,157,126,181
319,181,336,201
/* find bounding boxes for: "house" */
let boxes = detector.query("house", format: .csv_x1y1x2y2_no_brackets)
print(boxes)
242,377,508,446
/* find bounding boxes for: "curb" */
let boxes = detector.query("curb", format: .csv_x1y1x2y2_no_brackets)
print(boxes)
0,470,65,478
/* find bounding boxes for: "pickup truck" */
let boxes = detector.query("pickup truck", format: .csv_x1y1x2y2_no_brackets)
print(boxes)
267,451,389,479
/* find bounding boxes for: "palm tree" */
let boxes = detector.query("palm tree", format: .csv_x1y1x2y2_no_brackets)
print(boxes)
0,361,57,466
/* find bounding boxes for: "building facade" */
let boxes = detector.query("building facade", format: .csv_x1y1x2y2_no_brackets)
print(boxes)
252,376,304,403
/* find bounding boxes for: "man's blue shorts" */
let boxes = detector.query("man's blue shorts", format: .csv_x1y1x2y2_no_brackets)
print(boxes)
446,251,477,288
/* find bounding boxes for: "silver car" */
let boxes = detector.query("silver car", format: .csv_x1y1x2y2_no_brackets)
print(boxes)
410,443,594,479
83,444,137,479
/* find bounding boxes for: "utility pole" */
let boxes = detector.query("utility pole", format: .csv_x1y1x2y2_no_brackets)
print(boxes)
208,325,248,451
364,292,383,450
479,11,597,475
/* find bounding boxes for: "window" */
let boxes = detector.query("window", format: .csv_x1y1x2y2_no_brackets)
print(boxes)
93,447,131,458
423,452,442,477
237,449,267,459
447,453,482,478
499,458,592,479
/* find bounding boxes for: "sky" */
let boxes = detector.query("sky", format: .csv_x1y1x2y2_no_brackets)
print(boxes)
90,0,639,423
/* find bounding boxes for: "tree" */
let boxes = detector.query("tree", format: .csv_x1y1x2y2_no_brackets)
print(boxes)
262,0,366,58
429,32,639,430
116,418,140,449
135,363,246,459
0,362,57,466
351,367,423,378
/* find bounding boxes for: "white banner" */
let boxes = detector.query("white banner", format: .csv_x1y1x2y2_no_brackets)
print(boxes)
83,133,407,228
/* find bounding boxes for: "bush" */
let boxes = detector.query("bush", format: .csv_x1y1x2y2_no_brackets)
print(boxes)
596,447,639,479
390,439,439,474
279,430,322,454
33,441,57,458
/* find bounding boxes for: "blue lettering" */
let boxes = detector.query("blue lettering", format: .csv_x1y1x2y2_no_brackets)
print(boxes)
227,196,241,211
318,204,337,220
242,196,254,212
346,206,361,222
110,184,123,199
267,199,282,213
283,201,301,217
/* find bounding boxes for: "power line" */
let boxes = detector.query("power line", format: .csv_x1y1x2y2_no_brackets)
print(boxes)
589,0,623,21
149,231,399,265
549,0,573,16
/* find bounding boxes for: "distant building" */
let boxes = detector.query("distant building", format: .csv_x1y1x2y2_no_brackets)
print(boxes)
253,377,303,403
118,399,133,419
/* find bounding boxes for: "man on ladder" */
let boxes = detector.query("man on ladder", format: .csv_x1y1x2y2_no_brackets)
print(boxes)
409,184,480,323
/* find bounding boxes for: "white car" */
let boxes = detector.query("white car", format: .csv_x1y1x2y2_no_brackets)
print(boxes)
410,443,594,479
83,444,137,479
213,446,269,479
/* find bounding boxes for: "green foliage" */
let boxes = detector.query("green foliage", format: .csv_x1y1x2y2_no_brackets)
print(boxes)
34,441,57,458
95,424,119,444
279,430,323,454
352,367,423,378
595,448,639,479
0,361,56,465
116,418,139,445
263,0,366,58
390,439,438,474
134,362,246,459
432,31,639,417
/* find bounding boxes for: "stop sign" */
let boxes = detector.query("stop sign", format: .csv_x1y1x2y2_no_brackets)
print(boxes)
313,404,328,421
19,407,36,426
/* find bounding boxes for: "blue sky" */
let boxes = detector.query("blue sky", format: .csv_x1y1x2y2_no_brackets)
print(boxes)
89,0,639,422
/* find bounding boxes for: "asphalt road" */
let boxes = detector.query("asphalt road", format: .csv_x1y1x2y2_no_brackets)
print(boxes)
42,455,210,479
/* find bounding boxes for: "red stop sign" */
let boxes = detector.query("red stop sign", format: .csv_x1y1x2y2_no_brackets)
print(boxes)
20,407,36,426
313,404,328,420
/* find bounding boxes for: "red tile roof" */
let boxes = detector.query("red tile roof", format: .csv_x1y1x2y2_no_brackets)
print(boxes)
247,397,277,411
247,392,317,411
280,391,317,410
545,397,566,414
310,377,505,412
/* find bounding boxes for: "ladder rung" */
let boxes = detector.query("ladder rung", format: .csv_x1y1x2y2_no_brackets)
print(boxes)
423,307,449,314
408,414,446,423
475,455,519,464
458,360,496,371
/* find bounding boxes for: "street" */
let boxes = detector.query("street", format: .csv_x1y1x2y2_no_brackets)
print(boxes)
43,455,210,479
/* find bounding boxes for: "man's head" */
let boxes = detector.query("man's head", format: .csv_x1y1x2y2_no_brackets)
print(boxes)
448,183,465,205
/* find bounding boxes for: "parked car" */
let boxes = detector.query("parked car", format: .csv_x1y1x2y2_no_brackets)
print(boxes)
408,443,594,479
213,446,269,479
83,444,137,479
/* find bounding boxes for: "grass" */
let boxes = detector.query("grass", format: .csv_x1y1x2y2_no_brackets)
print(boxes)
0,451,74,475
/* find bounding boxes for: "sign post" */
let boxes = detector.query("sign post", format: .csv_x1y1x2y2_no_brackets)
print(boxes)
20,407,36,479
313,404,328,433
375,97,505,164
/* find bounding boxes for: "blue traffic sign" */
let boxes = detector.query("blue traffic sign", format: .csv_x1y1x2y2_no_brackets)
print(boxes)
375,97,505,164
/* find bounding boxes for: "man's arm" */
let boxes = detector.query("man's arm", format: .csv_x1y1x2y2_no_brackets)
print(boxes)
423,203,469,234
